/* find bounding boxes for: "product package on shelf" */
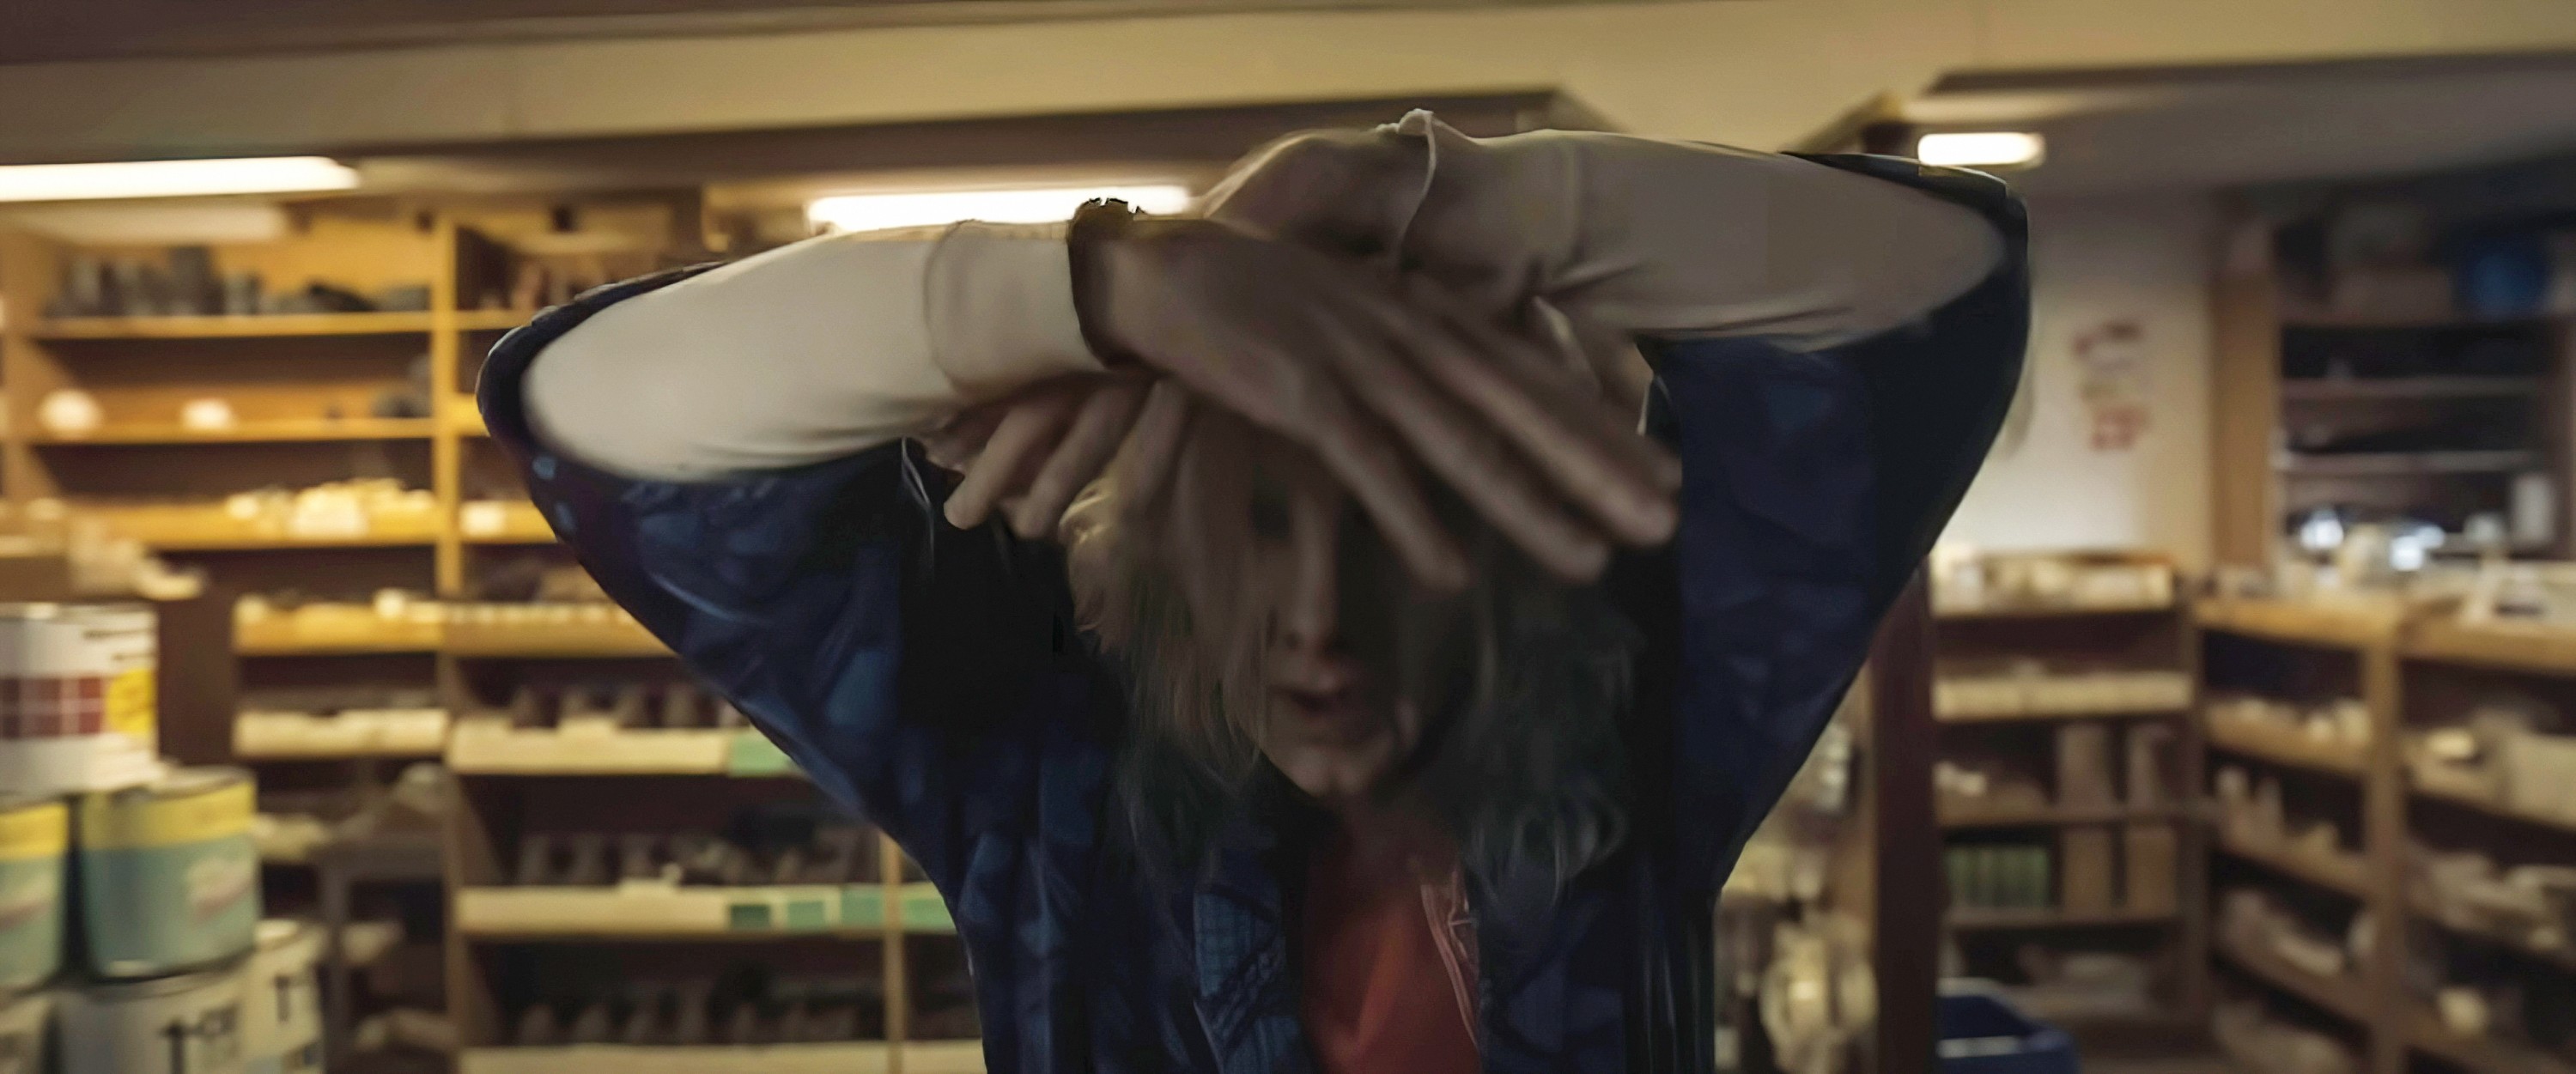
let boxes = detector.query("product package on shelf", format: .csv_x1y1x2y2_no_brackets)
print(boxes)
2055,724,2119,810
448,682,756,774
503,969,885,1050
54,963,248,1074
0,603,162,798
1929,548,2177,615
0,798,67,993
77,768,261,979
2123,824,2179,914
465,809,882,937
2059,827,2117,913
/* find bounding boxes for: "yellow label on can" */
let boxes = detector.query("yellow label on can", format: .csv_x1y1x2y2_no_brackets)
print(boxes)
80,779,251,850
0,800,67,859
106,668,155,741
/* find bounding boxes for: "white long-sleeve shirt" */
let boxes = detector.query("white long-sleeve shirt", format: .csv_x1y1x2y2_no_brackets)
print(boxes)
526,114,2002,483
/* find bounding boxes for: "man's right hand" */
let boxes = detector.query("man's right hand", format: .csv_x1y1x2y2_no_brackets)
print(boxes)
933,217,1676,587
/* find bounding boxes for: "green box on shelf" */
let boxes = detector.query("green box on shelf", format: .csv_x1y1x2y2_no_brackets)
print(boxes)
840,885,887,927
900,885,953,932
726,732,799,777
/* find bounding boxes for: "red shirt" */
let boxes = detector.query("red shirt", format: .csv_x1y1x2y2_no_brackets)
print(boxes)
1301,835,1480,1074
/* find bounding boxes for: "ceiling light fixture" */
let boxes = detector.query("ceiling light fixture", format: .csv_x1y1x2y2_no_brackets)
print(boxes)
1915,131,2047,169
0,156,359,203
806,184,1194,233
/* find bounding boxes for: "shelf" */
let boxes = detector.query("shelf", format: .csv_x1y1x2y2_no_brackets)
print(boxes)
2196,595,2409,651
902,1041,987,1074
1939,804,2182,828
2410,782,2576,836
236,607,445,654
234,710,449,759
2212,939,2370,1022
1933,670,2192,721
459,501,555,543
2214,833,2370,898
2408,1009,2576,1074
2205,719,2369,778
445,609,666,658
81,502,442,550
459,1043,891,1074
1934,598,2175,620
2408,895,2576,974
2280,449,2543,477
451,397,489,437
32,419,437,446
2406,616,2576,677
457,309,539,331
456,884,889,940
2280,376,2544,402
1947,907,2177,931
29,312,441,339
447,723,786,776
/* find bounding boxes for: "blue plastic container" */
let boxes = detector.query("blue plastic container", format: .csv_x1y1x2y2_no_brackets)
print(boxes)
1937,992,2079,1074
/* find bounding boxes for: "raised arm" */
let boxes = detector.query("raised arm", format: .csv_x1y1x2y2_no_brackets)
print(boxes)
1211,114,2026,888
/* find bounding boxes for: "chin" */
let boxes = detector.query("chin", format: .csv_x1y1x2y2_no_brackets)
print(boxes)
1269,737,1400,803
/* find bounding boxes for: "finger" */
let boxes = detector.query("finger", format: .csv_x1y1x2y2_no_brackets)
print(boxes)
1112,379,1194,525
1305,406,1470,592
1370,281,1678,544
1012,380,1148,539
1304,307,1612,581
944,389,1080,529
919,400,1013,472
1408,278,1677,495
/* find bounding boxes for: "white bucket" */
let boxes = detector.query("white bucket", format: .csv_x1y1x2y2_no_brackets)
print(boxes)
0,604,161,798
0,989,50,1074
240,920,322,1074
57,963,247,1074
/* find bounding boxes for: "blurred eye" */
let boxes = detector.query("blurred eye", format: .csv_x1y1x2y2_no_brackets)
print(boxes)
1249,485,1292,539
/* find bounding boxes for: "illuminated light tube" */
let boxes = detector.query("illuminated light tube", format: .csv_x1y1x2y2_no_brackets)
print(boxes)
807,184,1195,233
0,157,359,203
1914,132,2047,169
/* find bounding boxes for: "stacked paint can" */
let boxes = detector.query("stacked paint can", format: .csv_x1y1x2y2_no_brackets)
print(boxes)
78,769,261,980
0,604,162,799
0,604,318,1074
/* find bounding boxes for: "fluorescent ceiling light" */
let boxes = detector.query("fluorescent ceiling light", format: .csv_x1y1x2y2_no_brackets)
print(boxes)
807,184,1194,233
0,156,358,203
1915,131,2047,169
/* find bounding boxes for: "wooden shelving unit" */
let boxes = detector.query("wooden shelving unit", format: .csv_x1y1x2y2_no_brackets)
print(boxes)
1929,551,2208,1035
2196,593,2576,1074
2209,212,2576,570
3,209,982,1071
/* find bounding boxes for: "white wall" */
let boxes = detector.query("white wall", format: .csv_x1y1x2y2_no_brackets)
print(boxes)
1941,194,2220,569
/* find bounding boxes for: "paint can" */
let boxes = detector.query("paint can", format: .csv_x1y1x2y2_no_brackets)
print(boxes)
0,988,50,1074
0,604,161,798
239,920,321,1074
78,768,260,979
0,797,66,992
56,963,246,1074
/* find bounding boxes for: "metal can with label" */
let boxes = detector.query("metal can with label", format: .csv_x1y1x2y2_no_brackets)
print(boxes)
78,768,261,979
238,920,321,1074
0,604,161,798
56,965,246,1074
0,989,49,1074
0,797,65,992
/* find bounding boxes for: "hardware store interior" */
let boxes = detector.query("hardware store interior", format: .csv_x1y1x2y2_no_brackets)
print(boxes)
10,7,2576,1074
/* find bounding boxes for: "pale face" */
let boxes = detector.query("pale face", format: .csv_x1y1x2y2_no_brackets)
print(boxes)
1237,442,1472,806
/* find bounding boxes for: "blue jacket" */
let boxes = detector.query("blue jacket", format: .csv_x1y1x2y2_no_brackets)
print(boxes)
478,154,2026,1073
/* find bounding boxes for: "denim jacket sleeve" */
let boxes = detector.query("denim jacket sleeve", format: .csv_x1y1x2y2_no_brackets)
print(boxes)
477,267,1079,889
1645,157,2028,888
